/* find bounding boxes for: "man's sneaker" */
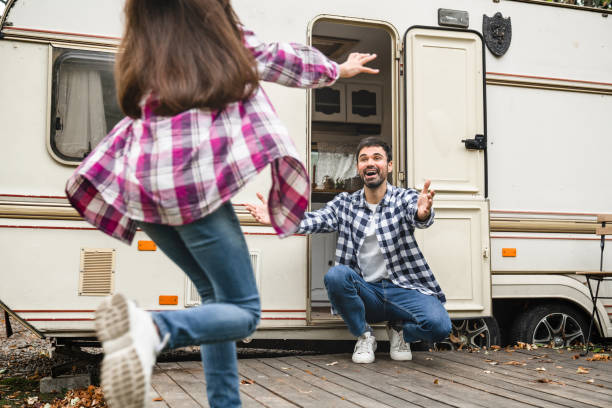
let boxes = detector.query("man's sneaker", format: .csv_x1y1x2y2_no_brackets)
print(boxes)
387,324,412,361
95,293,168,408
352,331,377,364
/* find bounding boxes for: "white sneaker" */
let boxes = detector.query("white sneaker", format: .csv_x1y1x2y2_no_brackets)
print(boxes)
96,293,168,408
352,331,377,364
387,324,412,361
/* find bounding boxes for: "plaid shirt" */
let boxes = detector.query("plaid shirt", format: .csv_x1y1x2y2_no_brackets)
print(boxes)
298,184,446,303
65,28,338,244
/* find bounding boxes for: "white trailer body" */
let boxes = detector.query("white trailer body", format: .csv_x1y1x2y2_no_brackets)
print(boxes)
1,0,610,346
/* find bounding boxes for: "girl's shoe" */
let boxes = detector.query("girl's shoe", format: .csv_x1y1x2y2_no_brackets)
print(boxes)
96,293,167,408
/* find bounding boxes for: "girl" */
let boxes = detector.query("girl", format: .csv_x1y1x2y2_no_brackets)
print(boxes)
65,0,378,407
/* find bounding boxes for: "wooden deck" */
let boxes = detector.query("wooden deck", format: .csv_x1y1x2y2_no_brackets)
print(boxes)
150,348,611,407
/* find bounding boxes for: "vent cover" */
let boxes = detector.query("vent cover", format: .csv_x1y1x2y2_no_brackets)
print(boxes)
79,248,115,296
185,251,260,306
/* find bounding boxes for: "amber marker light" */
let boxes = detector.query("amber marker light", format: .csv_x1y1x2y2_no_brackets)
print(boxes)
138,240,157,251
159,295,178,305
502,248,517,257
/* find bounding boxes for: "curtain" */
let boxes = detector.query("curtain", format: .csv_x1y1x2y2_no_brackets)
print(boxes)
55,65,107,158
313,142,357,188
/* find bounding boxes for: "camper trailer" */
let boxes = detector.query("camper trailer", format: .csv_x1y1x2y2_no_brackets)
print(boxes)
1,0,611,350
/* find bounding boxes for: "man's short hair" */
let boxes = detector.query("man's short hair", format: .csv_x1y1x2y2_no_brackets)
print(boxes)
355,137,392,162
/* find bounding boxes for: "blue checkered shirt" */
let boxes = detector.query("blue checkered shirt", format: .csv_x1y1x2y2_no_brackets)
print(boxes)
298,184,446,303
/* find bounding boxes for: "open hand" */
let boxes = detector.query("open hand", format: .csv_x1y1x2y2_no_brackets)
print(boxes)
416,180,435,221
245,192,271,225
339,53,379,78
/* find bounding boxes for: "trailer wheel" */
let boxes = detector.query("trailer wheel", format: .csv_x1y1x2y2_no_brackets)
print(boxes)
435,317,501,350
510,303,588,347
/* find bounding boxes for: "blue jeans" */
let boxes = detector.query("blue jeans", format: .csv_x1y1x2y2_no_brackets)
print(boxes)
137,202,260,408
324,265,451,343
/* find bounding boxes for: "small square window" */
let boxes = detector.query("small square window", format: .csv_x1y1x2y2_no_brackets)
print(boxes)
50,48,123,163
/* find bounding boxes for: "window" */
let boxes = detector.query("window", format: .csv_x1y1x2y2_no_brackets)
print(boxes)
50,48,122,163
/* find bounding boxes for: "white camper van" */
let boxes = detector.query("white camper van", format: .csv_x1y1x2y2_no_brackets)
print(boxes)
1,0,611,350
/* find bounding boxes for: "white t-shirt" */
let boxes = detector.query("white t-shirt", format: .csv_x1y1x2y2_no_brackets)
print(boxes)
357,202,389,282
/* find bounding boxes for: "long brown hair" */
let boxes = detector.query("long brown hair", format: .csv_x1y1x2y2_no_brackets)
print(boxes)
116,0,259,118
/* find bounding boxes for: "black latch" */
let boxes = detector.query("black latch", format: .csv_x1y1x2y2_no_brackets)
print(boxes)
461,134,486,150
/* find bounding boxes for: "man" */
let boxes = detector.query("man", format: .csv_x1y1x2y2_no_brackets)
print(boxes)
246,137,451,363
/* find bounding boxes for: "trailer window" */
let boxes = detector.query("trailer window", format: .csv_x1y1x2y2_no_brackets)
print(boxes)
50,49,122,163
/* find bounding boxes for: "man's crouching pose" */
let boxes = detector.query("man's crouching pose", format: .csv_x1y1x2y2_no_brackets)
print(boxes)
247,137,451,363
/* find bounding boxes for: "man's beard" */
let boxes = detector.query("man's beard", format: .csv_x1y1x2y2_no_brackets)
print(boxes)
360,169,386,188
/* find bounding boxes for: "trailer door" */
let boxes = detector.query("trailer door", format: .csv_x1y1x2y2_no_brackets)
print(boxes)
403,26,491,318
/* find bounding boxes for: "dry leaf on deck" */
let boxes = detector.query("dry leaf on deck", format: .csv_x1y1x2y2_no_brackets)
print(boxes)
576,366,590,374
586,354,610,361
326,361,338,366
433,379,439,385
535,367,546,372
153,397,164,401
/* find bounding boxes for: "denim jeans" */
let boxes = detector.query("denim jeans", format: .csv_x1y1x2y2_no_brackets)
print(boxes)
324,265,451,343
137,202,260,408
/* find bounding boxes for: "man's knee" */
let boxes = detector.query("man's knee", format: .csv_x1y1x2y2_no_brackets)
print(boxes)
323,265,354,292
426,314,452,342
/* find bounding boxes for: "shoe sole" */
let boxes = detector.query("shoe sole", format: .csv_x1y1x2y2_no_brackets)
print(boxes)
96,294,147,408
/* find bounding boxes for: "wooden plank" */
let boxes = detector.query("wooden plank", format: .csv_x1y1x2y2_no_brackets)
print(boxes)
431,351,611,407
151,385,171,408
266,356,394,408
238,360,310,407
511,349,612,384
295,354,452,407
448,349,612,392
403,352,574,408
357,355,532,408
280,356,423,408
241,358,358,407
163,366,210,408
173,361,265,408
575,271,612,276
151,369,202,408
596,214,612,223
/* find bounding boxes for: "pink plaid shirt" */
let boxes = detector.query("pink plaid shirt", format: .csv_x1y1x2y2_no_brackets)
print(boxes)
65,29,339,244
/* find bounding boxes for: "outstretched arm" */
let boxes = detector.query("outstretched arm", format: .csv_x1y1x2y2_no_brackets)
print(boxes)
243,28,378,88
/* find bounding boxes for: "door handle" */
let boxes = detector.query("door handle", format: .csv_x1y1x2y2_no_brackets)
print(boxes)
461,134,486,150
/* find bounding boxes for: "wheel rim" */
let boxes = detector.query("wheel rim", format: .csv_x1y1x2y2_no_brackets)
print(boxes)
436,319,492,350
532,312,584,347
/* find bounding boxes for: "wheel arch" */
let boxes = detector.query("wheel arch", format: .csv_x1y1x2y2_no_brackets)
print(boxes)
492,274,610,337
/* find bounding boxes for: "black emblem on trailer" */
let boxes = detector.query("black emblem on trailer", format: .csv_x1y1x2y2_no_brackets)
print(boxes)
483,12,512,57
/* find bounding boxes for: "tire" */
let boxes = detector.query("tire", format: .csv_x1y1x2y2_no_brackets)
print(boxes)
510,303,588,347
435,317,501,350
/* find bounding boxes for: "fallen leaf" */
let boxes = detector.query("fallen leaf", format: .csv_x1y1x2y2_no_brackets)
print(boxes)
240,379,255,384
425,357,433,361
555,366,563,369
572,354,580,360
326,361,338,366
503,361,526,366
490,345,501,351
153,397,164,401
535,367,546,372
433,379,439,385
586,354,610,361
576,366,590,374
536,378,564,385
483,370,493,374
586,379,595,384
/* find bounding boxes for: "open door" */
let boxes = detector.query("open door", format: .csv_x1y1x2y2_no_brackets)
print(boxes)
403,26,491,318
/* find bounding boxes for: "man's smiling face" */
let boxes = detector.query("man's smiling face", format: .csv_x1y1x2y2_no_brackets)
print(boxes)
357,145,392,189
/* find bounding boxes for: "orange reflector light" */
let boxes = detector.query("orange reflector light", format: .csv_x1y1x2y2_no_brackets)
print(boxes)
138,240,157,251
159,295,178,305
502,248,517,257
